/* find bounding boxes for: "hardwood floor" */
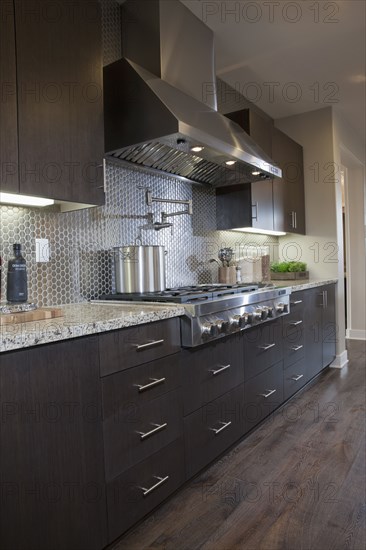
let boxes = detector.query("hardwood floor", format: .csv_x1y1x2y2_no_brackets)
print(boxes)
110,341,366,550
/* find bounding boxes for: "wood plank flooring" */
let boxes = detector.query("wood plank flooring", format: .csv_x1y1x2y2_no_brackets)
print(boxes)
110,340,366,550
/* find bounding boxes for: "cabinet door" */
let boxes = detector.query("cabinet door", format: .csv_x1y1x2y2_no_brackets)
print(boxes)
244,360,284,430
0,0,19,192
251,179,274,231
272,128,305,234
304,287,323,380
182,334,244,415
244,318,283,380
322,284,337,368
14,0,104,204
0,337,107,550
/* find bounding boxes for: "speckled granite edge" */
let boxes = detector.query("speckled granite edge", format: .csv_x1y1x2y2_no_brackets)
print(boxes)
274,278,338,292
0,302,185,353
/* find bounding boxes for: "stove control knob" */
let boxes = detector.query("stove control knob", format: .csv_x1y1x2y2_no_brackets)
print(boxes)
215,319,229,333
201,322,218,337
261,306,274,320
246,313,253,325
232,315,243,328
254,308,263,321
276,302,288,314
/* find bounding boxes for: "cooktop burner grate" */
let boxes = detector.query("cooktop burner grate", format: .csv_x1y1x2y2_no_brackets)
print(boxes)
99,283,260,304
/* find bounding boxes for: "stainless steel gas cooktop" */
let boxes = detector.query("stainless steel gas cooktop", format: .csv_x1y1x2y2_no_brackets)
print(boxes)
98,283,292,348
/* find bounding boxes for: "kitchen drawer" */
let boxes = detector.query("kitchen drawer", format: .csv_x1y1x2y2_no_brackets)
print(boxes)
102,353,181,412
283,357,307,400
244,360,284,429
244,319,283,380
289,291,305,315
182,334,244,415
283,317,305,368
184,384,245,478
106,438,185,542
103,389,183,481
99,318,181,376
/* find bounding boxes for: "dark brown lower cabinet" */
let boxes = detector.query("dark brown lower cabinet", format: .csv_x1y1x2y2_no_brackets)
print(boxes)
184,384,245,478
304,284,337,380
103,388,183,481
283,357,307,400
244,361,284,430
106,438,185,543
181,334,244,416
0,337,107,550
243,318,284,380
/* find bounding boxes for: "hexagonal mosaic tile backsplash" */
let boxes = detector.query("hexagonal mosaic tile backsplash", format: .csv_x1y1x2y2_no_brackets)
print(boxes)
0,161,278,306
0,0,278,306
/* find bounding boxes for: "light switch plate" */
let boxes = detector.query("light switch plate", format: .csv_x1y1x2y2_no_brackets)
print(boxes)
36,238,50,263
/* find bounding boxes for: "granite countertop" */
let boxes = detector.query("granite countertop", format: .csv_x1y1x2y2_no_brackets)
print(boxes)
0,301,185,353
272,278,338,292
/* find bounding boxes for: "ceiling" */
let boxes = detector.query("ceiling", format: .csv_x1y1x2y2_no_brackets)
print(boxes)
181,0,366,145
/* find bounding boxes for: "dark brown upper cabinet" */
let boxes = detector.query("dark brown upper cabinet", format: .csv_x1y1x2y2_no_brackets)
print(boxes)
1,0,105,205
217,109,274,232
272,127,305,234
0,0,19,193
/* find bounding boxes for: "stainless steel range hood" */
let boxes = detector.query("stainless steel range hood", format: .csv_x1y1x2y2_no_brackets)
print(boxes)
103,0,281,186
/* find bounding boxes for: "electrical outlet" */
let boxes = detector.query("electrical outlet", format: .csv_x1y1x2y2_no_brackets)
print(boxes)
36,238,50,263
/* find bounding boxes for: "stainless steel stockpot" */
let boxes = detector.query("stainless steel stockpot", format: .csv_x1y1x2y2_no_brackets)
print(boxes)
114,245,166,293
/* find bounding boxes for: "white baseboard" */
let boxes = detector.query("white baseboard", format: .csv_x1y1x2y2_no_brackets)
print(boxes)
330,350,349,369
346,329,366,340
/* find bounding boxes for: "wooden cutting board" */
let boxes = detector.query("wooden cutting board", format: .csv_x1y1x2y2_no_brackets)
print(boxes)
0,307,63,326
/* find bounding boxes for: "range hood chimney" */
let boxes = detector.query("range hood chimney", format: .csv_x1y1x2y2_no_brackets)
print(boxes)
103,0,281,186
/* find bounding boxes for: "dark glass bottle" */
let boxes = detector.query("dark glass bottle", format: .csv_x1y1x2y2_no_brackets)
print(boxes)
6,244,28,303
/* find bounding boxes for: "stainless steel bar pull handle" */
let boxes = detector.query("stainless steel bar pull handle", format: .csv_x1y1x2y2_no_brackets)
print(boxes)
139,475,169,497
320,291,326,308
135,339,164,351
294,211,297,229
289,320,303,326
290,345,303,351
324,290,328,308
137,422,168,441
259,389,277,398
259,343,276,351
291,300,303,305
291,374,304,382
135,377,166,392
291,211,295,228
210,364,231,376
252,202,258,221
210,421,232,435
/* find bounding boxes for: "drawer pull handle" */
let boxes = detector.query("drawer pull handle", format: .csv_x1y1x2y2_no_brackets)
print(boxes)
291,300,303,305
210,364,231,376
137,422,168,441
139,475,169,497
210,420,232,435
259,389,277,398
289,320,302,326
135,339,164,351
135,377,166,392
291,374,304,382
259,343,276,351
290,345,303,352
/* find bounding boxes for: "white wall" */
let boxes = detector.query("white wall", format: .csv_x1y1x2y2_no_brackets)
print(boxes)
274,107,347,363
